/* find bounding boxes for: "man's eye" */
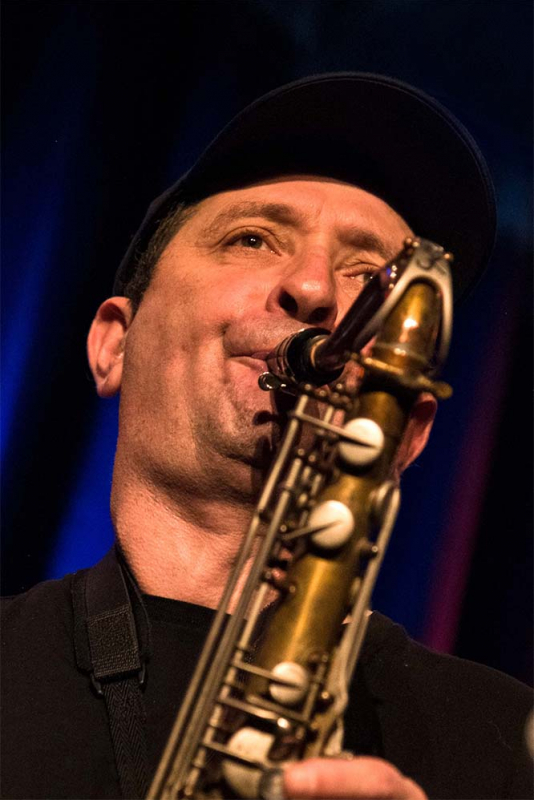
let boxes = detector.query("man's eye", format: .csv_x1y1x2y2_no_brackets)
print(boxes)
233,234,266,250
224,229,278,252
343,266,379,283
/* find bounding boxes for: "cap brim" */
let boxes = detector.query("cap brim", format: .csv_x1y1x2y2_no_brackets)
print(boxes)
114,72,496,302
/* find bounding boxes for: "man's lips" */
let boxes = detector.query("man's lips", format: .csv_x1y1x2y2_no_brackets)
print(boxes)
232,354,270,374
248,350,272,361
231,348,284,378
233,351,359,384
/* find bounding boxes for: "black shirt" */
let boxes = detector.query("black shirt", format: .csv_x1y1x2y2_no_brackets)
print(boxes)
2,552,532,799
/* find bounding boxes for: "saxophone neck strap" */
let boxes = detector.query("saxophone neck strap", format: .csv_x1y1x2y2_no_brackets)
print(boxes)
71,546,151,799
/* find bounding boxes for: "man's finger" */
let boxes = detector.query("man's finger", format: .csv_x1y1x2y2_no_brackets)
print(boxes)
283,756,428,799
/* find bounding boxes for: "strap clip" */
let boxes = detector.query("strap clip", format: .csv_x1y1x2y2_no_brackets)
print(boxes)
91,662,147,697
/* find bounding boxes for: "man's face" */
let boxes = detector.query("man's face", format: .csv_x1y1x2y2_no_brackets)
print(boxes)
117,177,412,499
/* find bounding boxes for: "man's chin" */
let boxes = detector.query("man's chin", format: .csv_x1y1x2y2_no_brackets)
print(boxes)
207,389,295,485
247,388,300,463
234,417,283,468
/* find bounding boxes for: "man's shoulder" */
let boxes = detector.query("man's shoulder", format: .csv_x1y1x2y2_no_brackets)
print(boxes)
1,548,123,635
366,610,532,708
1,571,80,664
363,611,533,800
2,571,75,623
1,565,123,799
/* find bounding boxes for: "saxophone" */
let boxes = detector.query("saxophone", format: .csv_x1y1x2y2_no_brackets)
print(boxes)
148,238,453,800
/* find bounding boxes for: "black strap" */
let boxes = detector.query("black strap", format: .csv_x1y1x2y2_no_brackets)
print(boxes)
72,548,151,799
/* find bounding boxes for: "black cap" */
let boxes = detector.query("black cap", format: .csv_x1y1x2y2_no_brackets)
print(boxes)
114,72,496,302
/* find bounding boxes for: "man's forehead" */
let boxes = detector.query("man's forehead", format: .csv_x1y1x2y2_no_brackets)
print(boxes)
190,174,411,232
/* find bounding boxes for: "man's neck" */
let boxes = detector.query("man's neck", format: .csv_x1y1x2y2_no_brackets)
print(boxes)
110,462,259,611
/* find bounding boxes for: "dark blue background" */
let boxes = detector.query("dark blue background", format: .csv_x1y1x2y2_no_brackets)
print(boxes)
2,0,532,685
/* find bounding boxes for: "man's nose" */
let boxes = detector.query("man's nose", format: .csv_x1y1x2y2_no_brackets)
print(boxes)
265,251,338,328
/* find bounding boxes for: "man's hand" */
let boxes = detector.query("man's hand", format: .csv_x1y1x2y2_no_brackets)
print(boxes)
282,756,428,799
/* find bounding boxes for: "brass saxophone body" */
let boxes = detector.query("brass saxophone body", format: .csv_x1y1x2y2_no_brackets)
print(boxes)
148,238,453,800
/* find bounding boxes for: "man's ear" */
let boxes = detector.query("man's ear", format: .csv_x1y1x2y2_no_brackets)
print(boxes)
394,392,437,477
87,297,134,397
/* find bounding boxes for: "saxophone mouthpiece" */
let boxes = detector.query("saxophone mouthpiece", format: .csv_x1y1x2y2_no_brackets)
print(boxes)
262,327,342,389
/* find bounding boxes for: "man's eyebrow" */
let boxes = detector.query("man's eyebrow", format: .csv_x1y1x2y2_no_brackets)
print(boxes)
203,202,304,237
340,229,395,260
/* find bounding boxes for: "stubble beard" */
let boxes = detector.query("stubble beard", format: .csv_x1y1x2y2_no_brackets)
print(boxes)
189,388,289,503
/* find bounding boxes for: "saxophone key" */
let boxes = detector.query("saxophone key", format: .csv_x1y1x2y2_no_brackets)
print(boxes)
269,661,310,706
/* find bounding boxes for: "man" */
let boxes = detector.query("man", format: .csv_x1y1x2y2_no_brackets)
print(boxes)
2,74,532,800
